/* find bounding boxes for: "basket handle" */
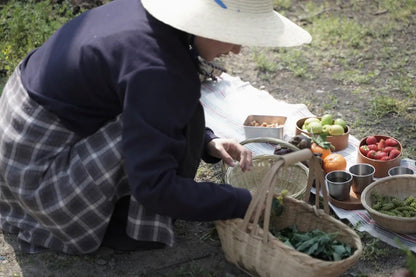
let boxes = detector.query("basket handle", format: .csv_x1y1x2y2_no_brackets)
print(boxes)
222,137,301,172
279,148,313,167
239,137,300,152
241,149,313,243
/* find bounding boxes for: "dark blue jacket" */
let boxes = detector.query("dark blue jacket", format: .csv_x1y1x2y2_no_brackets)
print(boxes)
19,0,251,221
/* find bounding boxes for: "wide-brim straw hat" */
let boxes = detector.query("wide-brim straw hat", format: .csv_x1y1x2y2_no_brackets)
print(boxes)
141,0,312,47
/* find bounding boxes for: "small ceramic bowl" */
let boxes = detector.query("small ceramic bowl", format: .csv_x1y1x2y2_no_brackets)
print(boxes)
295,117,350,151
357,135,402,178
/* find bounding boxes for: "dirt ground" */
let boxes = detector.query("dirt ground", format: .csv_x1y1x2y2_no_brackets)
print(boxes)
1,0,416,276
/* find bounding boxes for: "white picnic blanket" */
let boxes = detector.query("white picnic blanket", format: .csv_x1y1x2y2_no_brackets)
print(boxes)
200,73,416,252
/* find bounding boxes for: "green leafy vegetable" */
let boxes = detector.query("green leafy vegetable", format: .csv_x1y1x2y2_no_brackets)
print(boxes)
395,239,416,275
311,134,335,150
265,191,354,261
268,190,288,235
272,225,354,261
371,191,416,217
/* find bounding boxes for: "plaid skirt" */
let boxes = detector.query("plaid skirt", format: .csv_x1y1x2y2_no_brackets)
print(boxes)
0,66,174,254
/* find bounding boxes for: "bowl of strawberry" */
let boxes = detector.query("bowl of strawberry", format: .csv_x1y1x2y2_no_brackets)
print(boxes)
357,135,402,178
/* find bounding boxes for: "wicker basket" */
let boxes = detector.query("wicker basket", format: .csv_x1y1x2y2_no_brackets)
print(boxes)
216,149,362,277
361,175,416,233
224,137,307,199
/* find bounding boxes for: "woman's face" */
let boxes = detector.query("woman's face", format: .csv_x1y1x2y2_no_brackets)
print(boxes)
194,36,241,61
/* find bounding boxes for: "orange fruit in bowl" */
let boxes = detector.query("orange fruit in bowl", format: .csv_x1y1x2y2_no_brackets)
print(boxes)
311,143,332,159
323,153,347,174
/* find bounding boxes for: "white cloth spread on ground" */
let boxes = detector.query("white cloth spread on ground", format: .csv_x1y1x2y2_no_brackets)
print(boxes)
200,73,416,252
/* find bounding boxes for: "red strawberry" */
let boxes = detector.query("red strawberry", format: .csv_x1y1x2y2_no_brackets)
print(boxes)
367,144,378,151
375,151,388,160
381,156,390,161
389,148,401,159
360,145,370,156
366,136,377,145
377,139,386,151
367,150,377,159
386,138,399,147
383,146,397,153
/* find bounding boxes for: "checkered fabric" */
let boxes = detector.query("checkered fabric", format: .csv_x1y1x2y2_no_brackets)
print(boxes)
0,66,174,254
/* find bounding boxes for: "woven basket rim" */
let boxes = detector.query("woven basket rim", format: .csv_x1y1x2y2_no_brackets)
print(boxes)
224,154,309,199
215,197,362,265
217,147,362,276
222,137,300,171
216,220,362,266
361,175,416,221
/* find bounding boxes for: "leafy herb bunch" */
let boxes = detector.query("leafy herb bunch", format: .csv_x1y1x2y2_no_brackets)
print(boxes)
267,192,354,261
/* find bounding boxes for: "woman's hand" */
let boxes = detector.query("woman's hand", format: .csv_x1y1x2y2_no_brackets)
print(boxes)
207,138,252,172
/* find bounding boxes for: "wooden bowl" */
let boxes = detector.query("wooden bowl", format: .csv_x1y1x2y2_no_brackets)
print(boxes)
295,117,350,151
357,135,401,178
361,175,416,233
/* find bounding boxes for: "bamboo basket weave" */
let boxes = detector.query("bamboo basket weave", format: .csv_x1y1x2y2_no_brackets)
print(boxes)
361,175,416,233
216,149,362,277
224,137,307,199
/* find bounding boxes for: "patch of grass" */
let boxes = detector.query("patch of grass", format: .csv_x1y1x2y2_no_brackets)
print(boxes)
388,70,416,98
370,96,408,119
377,0,416,23
170,262,216,277
275,47,314,78
333,69,380,85
253,49,278,73
322,93,339,110
278,0,415,137
0,0,79,78
199,226,218,242
360,235,396,264
0,76,6,92
308,14,372,50
195,162,224,184
273,0,292,11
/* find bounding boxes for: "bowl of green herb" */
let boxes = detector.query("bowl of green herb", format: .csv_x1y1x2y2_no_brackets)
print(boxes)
361,175,416,234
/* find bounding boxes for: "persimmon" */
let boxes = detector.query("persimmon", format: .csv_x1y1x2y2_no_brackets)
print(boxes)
310,143,331,159
323,153,347,174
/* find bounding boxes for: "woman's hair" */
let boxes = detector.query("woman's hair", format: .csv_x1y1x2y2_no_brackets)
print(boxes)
188,35,226,82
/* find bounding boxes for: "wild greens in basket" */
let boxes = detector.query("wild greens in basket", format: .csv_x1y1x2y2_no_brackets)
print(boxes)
267,195,355,261
272,225,354,261
371,191,416,217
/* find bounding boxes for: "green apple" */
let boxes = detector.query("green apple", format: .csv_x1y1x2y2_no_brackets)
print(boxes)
322,124,330,135
304,117,320,127
307,121,323,134
334,118,347,129
328,124,344,136
321,114,333,126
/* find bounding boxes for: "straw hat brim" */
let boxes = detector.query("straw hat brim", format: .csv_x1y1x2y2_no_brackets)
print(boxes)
142,0,312,47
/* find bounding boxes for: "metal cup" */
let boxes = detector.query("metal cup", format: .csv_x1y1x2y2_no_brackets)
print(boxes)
388,166,415,176
349,163,375,194
325,170,353,201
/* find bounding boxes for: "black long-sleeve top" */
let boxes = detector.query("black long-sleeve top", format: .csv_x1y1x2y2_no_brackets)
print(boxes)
19,0,251,221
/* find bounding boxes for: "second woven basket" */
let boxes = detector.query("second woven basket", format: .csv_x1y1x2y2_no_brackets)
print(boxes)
216,149,362,277
224,137,308,199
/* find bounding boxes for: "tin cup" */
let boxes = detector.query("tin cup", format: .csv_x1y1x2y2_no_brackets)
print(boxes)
388,166,415,176
349,163,375,194
325,170,353,201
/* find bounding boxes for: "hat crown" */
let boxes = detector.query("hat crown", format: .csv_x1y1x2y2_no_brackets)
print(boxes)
210,0,272,14
142,0,312,47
